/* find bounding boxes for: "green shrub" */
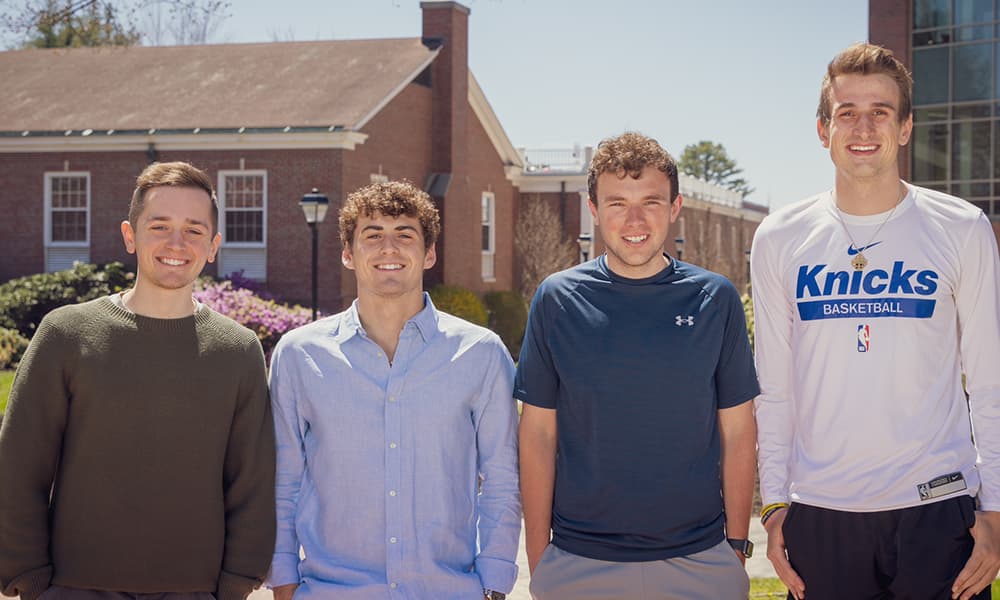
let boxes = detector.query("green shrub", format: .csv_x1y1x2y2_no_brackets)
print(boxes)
742,286,754,349
0,328,29,370
484,290,527,359
429,285,488,327
0,262,134,338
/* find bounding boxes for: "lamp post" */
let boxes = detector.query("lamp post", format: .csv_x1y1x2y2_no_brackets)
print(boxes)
299,188,329,321
578,233,592,262
674,237,685,261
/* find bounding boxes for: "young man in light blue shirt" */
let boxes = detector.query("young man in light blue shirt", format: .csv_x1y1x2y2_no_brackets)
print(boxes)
267,181,520,600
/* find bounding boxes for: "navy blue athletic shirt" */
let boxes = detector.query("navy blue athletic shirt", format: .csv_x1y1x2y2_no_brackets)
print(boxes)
515,254,759,562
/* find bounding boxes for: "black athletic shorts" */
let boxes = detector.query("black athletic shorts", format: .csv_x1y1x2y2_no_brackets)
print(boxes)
782,495,988,600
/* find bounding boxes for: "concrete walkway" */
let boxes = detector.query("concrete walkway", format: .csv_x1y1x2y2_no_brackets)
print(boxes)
249,519,777,600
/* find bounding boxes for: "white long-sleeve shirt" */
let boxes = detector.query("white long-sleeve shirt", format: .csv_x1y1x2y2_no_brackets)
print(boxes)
752,183,1000,511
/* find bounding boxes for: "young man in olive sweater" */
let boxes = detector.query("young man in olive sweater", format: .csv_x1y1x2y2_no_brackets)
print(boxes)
0,162,276,600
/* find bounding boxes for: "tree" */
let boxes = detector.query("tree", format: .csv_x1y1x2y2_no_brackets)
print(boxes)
678,140,754,198
1,0,230,48
2,0,140,48
515,197,578,301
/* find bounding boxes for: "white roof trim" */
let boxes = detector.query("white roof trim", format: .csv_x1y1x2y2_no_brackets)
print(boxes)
353,48,441,131
0,131,369,153
514,173,588,193
468,72,523,178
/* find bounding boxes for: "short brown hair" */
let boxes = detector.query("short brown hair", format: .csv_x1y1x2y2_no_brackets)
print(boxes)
817,42,913,126
587,132,679,203
129,162,218,232
339,180,441,250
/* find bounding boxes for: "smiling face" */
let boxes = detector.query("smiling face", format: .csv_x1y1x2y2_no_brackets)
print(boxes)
342,211,436,304
120,185,221,293
590,166,681,279
819,72,913,185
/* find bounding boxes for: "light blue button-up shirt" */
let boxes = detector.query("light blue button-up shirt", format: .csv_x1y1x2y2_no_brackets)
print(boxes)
267,295,520,599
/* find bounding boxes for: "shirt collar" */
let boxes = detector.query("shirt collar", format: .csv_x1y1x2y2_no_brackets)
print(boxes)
333,292,439,344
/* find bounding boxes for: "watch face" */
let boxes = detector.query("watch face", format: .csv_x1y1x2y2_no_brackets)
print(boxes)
488,593,506,600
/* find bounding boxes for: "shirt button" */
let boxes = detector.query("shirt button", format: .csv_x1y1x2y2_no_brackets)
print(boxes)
389,490,397,497
389,442,397,449
390,536,398,544
376,351,382,357
389,396,397,402
390,583,398,589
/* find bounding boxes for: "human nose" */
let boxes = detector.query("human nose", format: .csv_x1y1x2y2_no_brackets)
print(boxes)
165,228,184,248
625,202,644,224
854,113,875,137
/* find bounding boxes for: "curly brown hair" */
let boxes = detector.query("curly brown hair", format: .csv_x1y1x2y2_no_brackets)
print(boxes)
130,162,218,233
339,181,441,250
587,132,679,203
817,42,913,126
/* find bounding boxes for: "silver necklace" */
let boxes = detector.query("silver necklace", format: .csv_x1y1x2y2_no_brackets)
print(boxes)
833,186,904,271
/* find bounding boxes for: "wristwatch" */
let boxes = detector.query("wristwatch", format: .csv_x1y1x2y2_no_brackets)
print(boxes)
484,590,506,600
728,538,754,558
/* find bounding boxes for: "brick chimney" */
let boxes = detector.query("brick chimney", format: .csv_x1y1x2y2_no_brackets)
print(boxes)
421,1,469,177
421,1,471,286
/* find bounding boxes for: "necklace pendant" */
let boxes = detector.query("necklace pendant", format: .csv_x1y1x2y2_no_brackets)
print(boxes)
851,253,868,271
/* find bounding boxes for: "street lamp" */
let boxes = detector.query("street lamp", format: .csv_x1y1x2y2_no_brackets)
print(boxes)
674,237,685,261
578,233,592,262
299,188,329,321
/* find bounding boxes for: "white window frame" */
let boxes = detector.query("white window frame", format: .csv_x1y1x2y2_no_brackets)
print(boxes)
481,191,496,281
44,172,90,247
218,170,268,249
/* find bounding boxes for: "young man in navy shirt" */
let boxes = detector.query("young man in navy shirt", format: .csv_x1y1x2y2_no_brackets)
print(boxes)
517,132,759,599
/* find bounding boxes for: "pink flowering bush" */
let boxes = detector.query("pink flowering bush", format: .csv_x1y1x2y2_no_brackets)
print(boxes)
194,280,313,363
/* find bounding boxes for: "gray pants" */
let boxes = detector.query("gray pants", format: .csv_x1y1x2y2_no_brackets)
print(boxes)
529,539,749,600
37,586,215,600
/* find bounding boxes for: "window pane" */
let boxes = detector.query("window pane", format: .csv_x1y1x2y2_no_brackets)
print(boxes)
952,181,992,196
51,210,86,241
952,120,992,179
225,211,263,243
915,0,951,28
224,175,264,209
482,224,490,251
915,106,950,121
954,43,993,101
914,47,950,105
955,24,993,41
51,176,87,208
914,29,952,46
914,123,950,181
995,120,1000,178
953,103,992,118
953,0,992,24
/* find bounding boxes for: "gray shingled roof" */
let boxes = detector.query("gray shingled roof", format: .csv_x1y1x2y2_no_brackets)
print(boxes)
0,38,437,132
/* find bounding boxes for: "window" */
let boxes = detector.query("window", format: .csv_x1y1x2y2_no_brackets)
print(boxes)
481,192,495,281
44,172,90,271
954,43,993,101
218,171,267,280
913,47,950,105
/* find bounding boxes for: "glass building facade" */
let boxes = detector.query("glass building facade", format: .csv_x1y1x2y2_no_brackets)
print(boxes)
910,0,1000,216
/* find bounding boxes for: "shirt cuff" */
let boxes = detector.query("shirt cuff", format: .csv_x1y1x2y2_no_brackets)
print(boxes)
265,552,301,589
475,555,518,594
4,565,53,600
216,570,260,600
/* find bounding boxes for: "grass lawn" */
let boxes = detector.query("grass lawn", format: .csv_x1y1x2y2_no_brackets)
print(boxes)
750,578,1000,598
0,369,13,414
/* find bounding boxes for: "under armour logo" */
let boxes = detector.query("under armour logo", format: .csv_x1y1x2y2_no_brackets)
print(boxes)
675,315,695,327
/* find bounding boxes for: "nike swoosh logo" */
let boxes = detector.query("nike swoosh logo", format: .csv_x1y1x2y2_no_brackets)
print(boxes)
847,241,882,255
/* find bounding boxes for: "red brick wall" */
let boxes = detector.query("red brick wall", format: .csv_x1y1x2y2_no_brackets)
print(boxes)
340,82,434,308
869,0,912,179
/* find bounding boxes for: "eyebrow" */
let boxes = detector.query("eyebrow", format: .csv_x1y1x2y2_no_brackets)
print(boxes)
835,101,897,111
360,224,419,233
146,215,211,229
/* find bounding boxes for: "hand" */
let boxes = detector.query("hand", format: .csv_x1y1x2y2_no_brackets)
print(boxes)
272,583,298,600
953,510,1000,600
733,548,747,565
763,508,805,600
527,541,548,575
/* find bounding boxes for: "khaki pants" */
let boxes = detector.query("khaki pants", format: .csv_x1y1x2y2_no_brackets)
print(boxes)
529,539,749,600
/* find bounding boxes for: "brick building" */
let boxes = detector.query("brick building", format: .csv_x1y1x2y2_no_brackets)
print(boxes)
515,147,768,291
870,0,1000,243
0,1,522,311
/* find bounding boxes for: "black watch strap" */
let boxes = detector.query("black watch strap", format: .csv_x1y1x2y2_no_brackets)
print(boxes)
727,537,754,558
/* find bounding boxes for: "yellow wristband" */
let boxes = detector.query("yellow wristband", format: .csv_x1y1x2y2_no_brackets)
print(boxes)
760,502,790,524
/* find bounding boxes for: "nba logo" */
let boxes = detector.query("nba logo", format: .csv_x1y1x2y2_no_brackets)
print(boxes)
857,324,870,352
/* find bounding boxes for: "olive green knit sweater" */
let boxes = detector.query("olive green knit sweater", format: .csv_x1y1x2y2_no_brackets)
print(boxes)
0,297,275,600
